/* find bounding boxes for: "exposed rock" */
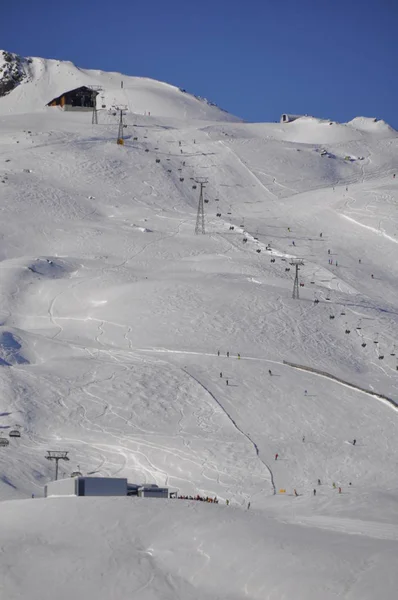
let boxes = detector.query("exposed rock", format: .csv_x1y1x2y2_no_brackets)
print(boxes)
0,51,30,97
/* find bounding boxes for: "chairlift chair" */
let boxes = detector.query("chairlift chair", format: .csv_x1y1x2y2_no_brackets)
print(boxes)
379,355,384,360
329,314,335,319
192,185,197,189
341,311,346,315
180,177,184,182
0,438,9,447
156,158,160,163
9,430,21,438
204,199,209,203
256,249,261,253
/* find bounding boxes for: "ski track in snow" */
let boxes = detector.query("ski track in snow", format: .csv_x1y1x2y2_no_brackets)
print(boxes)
1,60,398,598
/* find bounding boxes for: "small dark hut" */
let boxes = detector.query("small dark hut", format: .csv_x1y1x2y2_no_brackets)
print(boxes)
47,86,98,110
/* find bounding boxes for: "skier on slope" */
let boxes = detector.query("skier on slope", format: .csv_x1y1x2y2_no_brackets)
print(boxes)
269,369,272,376
275,453,279,460
313,489,316,496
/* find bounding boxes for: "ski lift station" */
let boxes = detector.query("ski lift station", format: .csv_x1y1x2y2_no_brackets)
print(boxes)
47,86,98,111
44,476,169,499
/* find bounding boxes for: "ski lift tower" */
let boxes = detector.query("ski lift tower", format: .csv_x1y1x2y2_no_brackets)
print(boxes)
46,450,69,481
116,105,128,145
88,85,102,125
194,178,208,234
290,258,305,299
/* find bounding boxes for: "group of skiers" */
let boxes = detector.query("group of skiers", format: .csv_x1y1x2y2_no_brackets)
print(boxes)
178,494,219,503
276,436,358,497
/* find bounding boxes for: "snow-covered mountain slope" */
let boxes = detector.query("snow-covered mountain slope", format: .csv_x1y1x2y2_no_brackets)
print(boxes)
0,50,240,121
1,497,397,600
0,52,398,598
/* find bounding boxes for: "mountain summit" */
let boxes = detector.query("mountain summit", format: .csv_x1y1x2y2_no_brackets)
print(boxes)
0,49,241,121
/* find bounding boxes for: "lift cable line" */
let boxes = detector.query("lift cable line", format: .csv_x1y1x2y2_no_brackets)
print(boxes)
46,450,69,481
290,258,305,299
194,178,208,234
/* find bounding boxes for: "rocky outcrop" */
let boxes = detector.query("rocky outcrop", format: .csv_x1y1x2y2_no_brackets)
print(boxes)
0,51,30,97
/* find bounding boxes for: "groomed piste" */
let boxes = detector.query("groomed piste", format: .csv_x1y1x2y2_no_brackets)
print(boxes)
0,50,397,599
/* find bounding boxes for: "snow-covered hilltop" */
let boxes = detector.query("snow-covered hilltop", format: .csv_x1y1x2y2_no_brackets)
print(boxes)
0,49,240,120
0,50,398,599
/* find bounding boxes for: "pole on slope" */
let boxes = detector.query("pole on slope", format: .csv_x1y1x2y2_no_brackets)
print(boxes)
290,259,304,299
88,85,102,125
117,109,124,145
92,104,98,125
194,178,208,234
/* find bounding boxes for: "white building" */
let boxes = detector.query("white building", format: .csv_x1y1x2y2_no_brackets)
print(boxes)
45,477,170,499
44,477,128,498
137,484,169,498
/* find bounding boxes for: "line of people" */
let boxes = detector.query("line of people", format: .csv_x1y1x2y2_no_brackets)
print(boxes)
178,494,219,503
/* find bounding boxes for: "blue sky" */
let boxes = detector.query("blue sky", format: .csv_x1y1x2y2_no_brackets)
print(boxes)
3,0,397,126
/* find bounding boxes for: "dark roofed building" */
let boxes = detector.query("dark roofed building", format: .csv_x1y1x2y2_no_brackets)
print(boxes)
47,86,98,111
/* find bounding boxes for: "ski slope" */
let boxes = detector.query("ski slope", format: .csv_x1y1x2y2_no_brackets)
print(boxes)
0,51,398,598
